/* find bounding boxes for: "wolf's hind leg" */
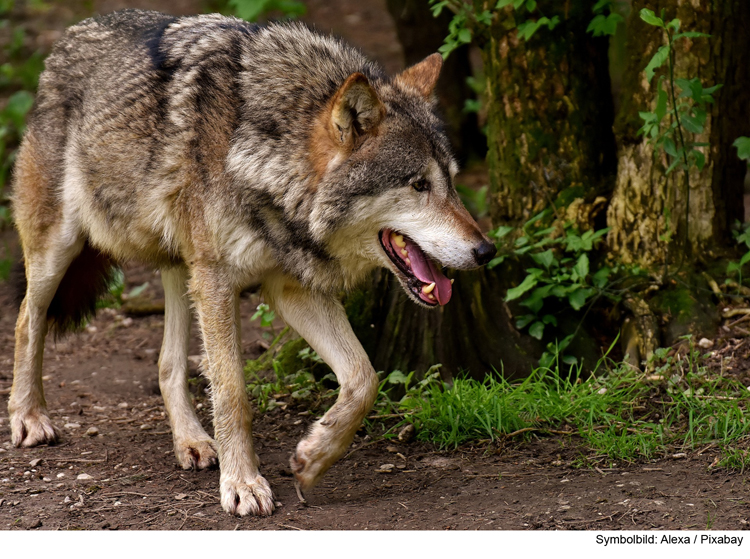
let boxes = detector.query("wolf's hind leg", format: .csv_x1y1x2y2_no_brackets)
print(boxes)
265,278,379,491
9,235,84,447
159,266,218,470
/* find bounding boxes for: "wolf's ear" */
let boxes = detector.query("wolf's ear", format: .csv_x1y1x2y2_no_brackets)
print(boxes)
395,53,443,99
329,72,385,148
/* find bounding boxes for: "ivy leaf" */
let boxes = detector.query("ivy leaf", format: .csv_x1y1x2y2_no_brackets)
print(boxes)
644,45,670,82
529,321,545,340
639,8,664,28
506,274,538,302
733,137,750,161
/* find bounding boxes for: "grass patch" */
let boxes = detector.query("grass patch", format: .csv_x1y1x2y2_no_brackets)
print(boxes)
245,335,750,469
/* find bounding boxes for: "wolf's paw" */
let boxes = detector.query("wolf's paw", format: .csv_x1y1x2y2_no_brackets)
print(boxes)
220,475,275,516
11,411,60,448
175,438,218,470
290,438,330,491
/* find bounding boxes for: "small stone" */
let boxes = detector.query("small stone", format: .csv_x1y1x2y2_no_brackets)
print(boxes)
117,402,129,409
85,427,99,437
42,477,51,483
139,424,151,431
57,473,65,479
63,496,71,504
386,446,399,453
29,458,42,468
174,493,188,501
698,338,713,349
21,517,42,529
77,473,93,481
376,464,395,473
64,423,81,429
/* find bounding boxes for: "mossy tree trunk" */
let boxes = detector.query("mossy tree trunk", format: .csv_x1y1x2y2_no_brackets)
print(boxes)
485,0,617,226
607,0,750,268
385,0,485,161
347,1,617,380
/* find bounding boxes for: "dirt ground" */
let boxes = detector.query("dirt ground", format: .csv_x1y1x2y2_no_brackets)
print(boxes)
2,0,750,532
1,262,750,531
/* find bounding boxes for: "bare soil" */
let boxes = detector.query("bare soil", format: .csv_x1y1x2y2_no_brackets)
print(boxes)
1,264,750,531
2,0,750,532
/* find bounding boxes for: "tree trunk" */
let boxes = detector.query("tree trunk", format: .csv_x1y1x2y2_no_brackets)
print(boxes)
385,0,485,162
485,0,617,226
607,0,750,268
347,1,617,380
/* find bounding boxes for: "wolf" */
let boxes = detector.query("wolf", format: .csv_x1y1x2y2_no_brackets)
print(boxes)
8,10,496,516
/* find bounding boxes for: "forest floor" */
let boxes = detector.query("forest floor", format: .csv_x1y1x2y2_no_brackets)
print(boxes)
1,256,750,531
2,0,750,532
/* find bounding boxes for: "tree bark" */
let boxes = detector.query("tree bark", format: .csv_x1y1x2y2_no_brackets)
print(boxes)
484,0,617,226
607,0,750,268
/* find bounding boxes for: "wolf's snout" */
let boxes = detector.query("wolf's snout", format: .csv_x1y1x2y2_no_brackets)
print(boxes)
472,240,497,266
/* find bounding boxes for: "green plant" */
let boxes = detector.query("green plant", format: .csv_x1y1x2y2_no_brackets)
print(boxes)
637,10,720,259
96,269,149,309
487,209,614,365
228,0,305,22
455,184,488,219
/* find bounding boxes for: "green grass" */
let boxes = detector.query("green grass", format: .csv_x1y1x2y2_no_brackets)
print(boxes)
245,337,750,470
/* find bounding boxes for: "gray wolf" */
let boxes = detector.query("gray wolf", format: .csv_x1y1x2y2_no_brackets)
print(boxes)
8,9,496,516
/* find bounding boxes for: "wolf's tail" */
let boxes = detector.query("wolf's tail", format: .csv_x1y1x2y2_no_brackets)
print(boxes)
13,241,118,336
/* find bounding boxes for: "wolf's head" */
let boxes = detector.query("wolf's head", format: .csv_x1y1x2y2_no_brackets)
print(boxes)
310,54,496,307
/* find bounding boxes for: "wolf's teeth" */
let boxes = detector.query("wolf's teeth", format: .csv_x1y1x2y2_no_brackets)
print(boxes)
405,258,411,266
401,249,408,257
422,282,435,294
450,279,454,284
392,234,406,248
428,294,435,300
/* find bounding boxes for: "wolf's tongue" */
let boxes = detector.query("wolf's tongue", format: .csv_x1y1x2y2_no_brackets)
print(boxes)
402,237,452,306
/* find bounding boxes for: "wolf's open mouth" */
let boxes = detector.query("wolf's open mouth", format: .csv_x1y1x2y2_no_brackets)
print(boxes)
378,229,453,306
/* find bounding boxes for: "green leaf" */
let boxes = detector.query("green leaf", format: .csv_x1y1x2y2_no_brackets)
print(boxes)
740,251,750,267
542,314,557,326
529,321,545,340
663,137,678,157
506,274,538,302
665,18,680,32
458,27,472,44
691,149,706,171
586,12,623,36
639,8,664,28
644,45,670,82
525,0,537,11
496,0,515,8
522,285,552,314
592,266,611,288
2,90,34,132
126,282,149,299
487,255,506,270
733,137,750,161
568,288,591,311
515,313,536,329
673,31,710,40
573,254,589,280
592,0,611,12
531,249,555,269
681,113,703,134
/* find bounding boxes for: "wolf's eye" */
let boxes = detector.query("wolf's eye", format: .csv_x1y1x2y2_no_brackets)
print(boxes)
411,178,431,192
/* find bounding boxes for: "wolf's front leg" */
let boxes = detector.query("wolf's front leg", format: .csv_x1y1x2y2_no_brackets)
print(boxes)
189,266,274,516
266,278,379,492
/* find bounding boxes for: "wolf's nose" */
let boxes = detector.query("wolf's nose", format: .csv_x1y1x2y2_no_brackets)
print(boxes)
473,240,497,266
